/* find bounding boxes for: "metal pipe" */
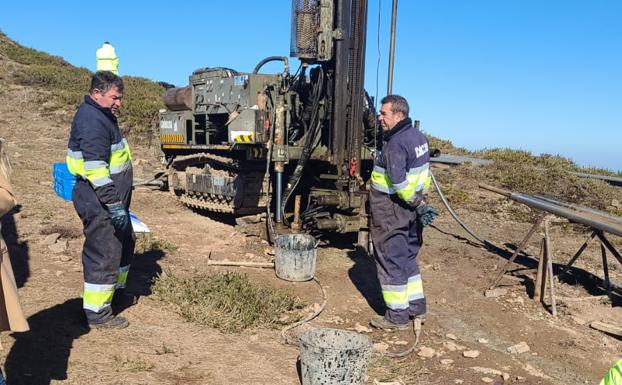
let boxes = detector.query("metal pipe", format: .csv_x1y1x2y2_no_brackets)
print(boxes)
207,260,274,268
276,172,283,223
163,86,192,111
511,194,622,237
291,195,302,232
535,195,622,225
480,184,622,237
387,0,398,94
274,95,286,224
479,183,511,198
544,218,557,316
570,171,622,187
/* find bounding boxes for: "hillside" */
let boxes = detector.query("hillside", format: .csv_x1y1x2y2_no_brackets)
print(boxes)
1,32,622,385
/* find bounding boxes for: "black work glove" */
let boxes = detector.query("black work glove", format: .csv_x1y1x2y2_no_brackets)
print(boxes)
416,204,438,227
106,202,129,231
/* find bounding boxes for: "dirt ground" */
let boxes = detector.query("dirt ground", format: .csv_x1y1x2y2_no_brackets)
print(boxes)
1,82,622,385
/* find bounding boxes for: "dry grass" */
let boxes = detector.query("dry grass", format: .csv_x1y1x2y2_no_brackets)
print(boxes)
111,355,155,372
440,185,471,206
431,146,622,218
152,271,304,333
135,233,178,254
368,355,429,384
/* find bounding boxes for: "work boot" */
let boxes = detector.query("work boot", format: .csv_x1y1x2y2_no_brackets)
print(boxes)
89,315,129,330
370,314,409,331
410,313,427,325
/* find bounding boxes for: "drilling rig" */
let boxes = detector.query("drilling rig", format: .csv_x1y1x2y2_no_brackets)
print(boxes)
158,0,377,247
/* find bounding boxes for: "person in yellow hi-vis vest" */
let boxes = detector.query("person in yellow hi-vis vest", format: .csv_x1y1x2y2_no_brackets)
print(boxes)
96,42,119,75
601,359,622,385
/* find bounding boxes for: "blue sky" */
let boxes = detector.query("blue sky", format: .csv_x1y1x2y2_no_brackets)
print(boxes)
1,1,620,171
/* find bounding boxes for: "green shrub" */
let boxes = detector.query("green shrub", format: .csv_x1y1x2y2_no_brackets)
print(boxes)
1,32,165,135
425,134,470,156
0,31,69,67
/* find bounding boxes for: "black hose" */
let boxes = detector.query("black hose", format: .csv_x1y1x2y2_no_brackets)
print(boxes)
431,171,487,245
281,67,325,224
253,56,289,74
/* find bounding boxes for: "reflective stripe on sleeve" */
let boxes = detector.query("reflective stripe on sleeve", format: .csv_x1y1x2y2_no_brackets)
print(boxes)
395,164,431,203
370,166,396,194
109,139,132,175
66,149,85,177
84,160,113,187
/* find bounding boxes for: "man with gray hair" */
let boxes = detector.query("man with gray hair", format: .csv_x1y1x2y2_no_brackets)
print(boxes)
66,71,134,329
369,94,437,330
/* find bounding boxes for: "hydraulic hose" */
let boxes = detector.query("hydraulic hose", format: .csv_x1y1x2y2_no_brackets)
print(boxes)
380,317,423,358
253,56,289,74
280,277,328,345
280,67,325,224
430,171,489,246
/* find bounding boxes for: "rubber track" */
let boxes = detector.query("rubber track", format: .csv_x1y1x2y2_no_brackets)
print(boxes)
169,152,239,212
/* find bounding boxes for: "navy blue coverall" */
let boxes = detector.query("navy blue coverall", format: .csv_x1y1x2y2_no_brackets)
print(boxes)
66,95,134,324
370,117,432,325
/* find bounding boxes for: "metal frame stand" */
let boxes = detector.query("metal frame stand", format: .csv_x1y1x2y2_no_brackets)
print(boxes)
559,229,622,295
491,213,622,316
489,213,557,315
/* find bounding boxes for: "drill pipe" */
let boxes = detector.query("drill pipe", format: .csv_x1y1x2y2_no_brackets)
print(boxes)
480,184,622,237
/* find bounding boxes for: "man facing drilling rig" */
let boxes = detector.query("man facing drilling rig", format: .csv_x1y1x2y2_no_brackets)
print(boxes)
369,94,437,330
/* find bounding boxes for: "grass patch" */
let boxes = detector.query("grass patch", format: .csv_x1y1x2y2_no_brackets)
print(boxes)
465,148,622,216
135,233,177,254
425,134,470,156
0,31,165,135
152,271,305,333
440,185,471,206
111,355,155,372
368,356,428,384
155,342,176,355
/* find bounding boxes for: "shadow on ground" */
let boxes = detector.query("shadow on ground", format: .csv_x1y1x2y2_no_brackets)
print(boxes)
435,222,622,307
5,240,167,384
5,298,87,385
1,205,30,287
346,246,384,315
114,237,166,314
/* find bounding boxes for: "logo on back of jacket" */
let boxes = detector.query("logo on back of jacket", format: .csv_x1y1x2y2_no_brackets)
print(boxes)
415,143,429,158
374,142,429,165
